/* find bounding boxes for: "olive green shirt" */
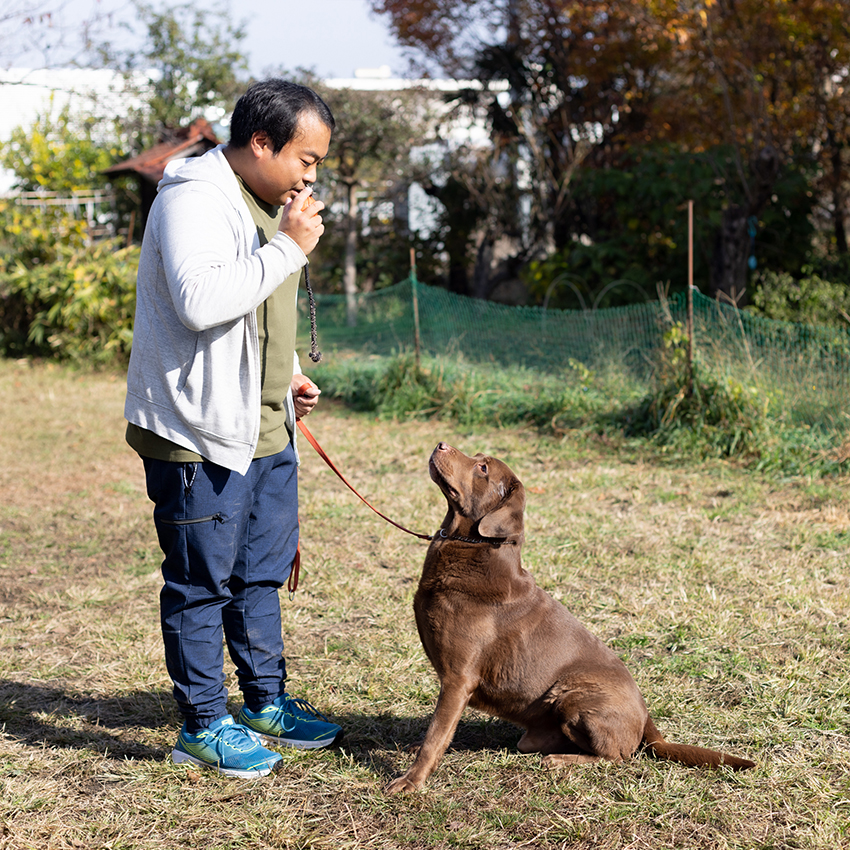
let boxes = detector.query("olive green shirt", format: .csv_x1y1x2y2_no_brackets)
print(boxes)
126,175,301,462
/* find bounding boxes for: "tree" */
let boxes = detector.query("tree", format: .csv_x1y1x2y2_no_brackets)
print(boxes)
0,102,118,192
372,1,684,296
373,0,850,303
0,104,138,361
528,143,815,309
99,0,249,149
1,0,99,69
653,0,850,301
0,96,135,247
301,77,430,324
416,144,511,298
0,1,251,361
777,4,850,258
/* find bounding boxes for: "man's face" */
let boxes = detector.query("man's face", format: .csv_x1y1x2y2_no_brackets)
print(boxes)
252,111,332,207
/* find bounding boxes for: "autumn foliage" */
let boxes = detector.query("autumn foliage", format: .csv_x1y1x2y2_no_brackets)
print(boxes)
372,0,850,304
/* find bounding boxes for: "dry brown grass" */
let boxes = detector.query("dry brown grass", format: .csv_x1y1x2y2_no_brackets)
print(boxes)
1,358,849,849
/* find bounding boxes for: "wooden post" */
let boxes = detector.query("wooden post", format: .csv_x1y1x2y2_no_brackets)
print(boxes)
687,199,695,388
126,209,136,248
410,247,422,370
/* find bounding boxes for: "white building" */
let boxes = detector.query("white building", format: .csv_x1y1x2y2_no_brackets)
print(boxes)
0,66,502,239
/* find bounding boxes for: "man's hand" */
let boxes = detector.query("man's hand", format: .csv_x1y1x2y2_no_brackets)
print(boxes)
279,188,324,255
292,374,321,419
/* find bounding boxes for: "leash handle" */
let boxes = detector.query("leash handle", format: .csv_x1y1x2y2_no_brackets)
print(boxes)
297,419,433,542
288,542,300,598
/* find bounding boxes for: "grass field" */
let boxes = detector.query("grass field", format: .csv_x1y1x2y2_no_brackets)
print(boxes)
1,358,849,849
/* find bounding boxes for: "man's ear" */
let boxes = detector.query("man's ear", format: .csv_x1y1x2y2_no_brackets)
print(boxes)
250,131,272,158
478,482,525,538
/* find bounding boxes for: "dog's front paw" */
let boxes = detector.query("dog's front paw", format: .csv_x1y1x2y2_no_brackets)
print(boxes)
385,774,420,795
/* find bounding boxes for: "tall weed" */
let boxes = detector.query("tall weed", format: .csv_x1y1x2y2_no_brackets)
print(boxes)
620,323,769,460
618,323,849,476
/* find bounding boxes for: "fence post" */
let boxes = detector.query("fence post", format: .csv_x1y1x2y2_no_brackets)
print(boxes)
410,248,422,370
688,199,695,390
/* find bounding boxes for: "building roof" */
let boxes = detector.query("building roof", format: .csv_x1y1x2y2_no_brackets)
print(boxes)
103,118,220,183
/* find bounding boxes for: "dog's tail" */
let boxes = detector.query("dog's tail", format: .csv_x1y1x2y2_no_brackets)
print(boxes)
642,716,755,770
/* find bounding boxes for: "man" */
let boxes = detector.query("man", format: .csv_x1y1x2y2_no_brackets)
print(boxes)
125,79,341,779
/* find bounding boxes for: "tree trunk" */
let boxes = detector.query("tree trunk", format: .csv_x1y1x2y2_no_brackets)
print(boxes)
709,204,750,304
471,236,495,299
830,140,848,255
343,182,358,327
709,145,781,303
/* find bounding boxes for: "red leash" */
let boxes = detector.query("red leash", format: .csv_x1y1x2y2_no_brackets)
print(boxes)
298,420,432,540
288,418,432,596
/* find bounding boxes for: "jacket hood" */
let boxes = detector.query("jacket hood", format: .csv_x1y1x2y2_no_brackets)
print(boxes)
159,144,235,193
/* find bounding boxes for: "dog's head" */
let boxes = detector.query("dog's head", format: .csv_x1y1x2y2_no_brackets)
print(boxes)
429,442,525,539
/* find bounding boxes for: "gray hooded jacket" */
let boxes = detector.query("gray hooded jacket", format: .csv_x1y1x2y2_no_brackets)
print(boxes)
124,145,307,475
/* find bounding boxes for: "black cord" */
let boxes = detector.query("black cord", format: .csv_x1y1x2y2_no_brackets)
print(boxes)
303,264,322,362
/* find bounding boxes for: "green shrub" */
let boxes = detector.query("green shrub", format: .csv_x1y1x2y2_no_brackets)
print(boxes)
0,203,139,362
750,269,850,327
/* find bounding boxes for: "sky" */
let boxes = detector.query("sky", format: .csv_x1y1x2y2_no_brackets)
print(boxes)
232,0,414,79
15,0,416,81
0,0,421,188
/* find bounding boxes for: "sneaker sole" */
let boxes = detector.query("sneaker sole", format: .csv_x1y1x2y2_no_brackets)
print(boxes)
172,748,282,779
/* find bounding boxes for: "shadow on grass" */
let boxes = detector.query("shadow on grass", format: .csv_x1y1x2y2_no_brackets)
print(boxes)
0,679,175,760
0,681,523,779
329,710,523,781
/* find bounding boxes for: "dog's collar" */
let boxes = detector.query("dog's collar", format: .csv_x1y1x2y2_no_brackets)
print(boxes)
434,527,515,547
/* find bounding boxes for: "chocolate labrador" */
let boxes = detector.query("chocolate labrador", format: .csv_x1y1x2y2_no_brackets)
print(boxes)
386,442,754,793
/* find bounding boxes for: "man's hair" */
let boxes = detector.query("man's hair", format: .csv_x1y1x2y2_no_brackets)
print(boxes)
229,79,335,152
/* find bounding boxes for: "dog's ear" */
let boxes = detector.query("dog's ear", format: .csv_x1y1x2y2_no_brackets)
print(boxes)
478,481,525,538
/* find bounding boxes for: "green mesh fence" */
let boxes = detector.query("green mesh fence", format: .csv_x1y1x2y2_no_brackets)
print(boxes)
688,291,850,437
298,278,850,439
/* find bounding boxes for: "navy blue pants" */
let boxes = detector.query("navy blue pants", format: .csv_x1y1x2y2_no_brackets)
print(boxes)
143,444,298,731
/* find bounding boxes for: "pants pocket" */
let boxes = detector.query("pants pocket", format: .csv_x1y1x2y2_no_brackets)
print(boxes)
159,512,225,527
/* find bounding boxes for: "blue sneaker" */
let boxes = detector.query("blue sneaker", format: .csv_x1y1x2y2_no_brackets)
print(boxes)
238,694,343,749
171,715,283,778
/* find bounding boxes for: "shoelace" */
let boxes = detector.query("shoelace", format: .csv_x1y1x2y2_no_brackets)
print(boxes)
273,695,331,732
205,721,259,754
